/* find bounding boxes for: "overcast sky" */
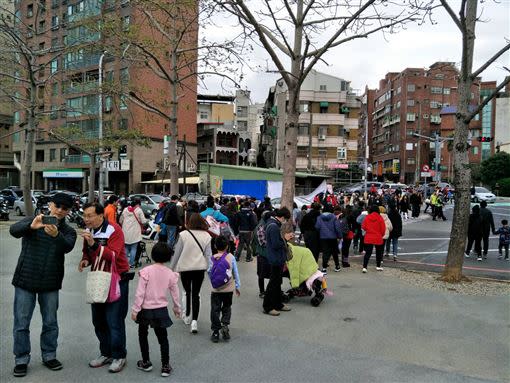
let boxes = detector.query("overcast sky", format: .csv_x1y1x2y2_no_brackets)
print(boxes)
201,1,510,104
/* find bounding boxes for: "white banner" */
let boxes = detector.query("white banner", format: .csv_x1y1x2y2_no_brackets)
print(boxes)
267,181,282,199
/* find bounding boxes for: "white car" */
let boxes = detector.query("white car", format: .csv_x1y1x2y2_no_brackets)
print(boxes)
271,196,312,209
13,196,38,216
471,187,496,203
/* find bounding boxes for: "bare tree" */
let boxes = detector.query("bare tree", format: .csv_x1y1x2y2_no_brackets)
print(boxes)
98,0,246,195
435,0,510,282
0,3,67,215
216,0,431,209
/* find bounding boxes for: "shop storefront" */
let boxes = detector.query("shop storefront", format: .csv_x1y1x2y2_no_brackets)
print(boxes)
43,169,86,193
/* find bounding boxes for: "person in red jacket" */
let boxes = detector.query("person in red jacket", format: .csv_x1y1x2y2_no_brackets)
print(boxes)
78,202,130,373
361,205,386,273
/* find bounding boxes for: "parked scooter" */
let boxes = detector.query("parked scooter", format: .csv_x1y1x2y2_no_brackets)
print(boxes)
0,196,10,221
68,198,85,228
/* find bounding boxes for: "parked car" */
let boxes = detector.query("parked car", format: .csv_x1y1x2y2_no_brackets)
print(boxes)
129,194,168,217
80,190,114,204
182,192,208,205
46,190,79,197
381,183,409,192
13,196,38,216
0,188,23,207
340,181,383,194
471,187,496,203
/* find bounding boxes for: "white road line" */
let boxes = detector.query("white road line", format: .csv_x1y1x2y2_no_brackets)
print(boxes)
393,249,501,256
399,237,498,241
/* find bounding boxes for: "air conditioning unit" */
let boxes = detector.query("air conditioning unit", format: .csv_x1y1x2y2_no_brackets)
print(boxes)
318,134,326,140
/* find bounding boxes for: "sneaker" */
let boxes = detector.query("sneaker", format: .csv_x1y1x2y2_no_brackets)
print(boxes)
384,252,389,257
483,253,487,260
258,292,265,299
13,364,27,377
246,258,253,262
264,309,280,316
161,364,172,377
108,358,126,373
182,315,191,325
342,262,350,268
477,256,482,262
393,256,398,262
376,267,384,271
334,266,341,272
321,268,327,273
43,359,63,371
498,254,503,259
464,252,470,258
210,331,220,343
221,325,230,341
278,304,291,312
506,258,509,261
89,355,113,368
362,268,367,273
190,320,198,334
136,360,153,372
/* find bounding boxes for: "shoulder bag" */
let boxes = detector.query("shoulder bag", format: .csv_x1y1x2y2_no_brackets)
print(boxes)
86,246,112,304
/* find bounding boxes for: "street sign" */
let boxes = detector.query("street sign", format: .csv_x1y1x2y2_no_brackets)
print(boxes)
440,165,448,171
422,164,430,172
328,163,349,169
120,159,130,171
421,172,431,177
104,160,120,171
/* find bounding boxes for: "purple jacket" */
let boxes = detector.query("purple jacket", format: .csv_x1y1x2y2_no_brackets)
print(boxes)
315,213,345,240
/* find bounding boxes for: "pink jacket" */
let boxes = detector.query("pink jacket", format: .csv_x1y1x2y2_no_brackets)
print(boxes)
132,264,181,314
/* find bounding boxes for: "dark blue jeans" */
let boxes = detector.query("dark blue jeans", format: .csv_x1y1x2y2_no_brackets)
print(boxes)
13,287,59,365
91,279,129,359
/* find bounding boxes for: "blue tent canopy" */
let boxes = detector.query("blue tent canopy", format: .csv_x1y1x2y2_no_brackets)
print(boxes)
222,180,267,200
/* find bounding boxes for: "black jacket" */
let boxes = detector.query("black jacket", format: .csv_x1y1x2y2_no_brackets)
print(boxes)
232,208,257,234
10,216,77,292
480,207,495,235
300,209,321,232
468,213,483,239
265,217,286,266
163,202,183,226
388,209,403,238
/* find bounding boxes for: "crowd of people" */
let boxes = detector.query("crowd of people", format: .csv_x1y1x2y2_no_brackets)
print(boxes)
8,184,508,378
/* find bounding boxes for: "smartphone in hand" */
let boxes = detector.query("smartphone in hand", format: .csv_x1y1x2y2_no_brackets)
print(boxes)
42,216,58,225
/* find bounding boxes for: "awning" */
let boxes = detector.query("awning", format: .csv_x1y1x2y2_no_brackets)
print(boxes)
140,176,200,185
320,101,329,107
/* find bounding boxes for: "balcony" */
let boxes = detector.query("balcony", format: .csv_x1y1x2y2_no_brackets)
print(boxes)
0,151,14,165
311,113,345,126
64,81,98,95
63,154,91,165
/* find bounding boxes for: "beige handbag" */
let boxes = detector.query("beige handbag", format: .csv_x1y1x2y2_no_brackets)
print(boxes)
86,246,112,304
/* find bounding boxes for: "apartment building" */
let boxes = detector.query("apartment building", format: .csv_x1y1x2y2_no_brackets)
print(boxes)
370,62,482,184
358,87,376,177
495,81,510,154
11,0,197,194
262,70,360,173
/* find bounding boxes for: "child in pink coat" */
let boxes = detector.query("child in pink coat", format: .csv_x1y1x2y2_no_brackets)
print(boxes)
131,243,181,377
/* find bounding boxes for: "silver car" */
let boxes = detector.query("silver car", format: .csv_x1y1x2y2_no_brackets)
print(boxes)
13,196,38,216
471,187,496,203
129,194,168,218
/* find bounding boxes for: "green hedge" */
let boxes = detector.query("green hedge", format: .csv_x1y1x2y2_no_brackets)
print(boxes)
498,178,510,197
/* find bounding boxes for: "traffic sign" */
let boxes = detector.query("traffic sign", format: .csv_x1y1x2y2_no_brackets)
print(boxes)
421,172,431,177
104,160,120,171
422,164,430,172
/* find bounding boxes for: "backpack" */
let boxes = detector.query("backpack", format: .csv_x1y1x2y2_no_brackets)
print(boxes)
208,252,232,289
205,215,221,236
250,222,267,257
154,206,166,225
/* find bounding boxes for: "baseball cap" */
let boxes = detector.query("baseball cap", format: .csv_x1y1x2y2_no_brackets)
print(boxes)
51,193,74,208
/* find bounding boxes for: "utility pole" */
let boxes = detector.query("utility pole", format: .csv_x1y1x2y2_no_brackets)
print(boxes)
98,50,107,203
183,134,187,195
415,101,422,184
412,132,453,182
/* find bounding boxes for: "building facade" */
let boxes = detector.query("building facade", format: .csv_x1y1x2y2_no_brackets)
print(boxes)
495,80,510,154
11,0,197,194
262,70,360,175
370,62,482,184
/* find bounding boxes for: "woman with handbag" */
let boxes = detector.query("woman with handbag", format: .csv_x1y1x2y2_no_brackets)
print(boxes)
169,213,212,334
119,198,148,268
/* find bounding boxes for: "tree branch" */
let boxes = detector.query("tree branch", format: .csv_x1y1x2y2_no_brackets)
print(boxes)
439,0,463,31
471,42,510,79
465,77,510,123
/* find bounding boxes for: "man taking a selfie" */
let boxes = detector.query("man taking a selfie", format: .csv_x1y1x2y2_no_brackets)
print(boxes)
9,192,77,378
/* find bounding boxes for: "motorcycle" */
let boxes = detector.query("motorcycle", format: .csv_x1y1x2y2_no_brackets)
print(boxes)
0,197,10,221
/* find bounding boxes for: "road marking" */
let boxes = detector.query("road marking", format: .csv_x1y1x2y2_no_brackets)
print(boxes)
493,212,510,217
399,237,498,241
391,249,501,256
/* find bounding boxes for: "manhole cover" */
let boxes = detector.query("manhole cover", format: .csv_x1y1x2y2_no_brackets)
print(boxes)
343,317,357,322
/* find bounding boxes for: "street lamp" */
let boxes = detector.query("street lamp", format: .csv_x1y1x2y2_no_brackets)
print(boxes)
98,50,107,203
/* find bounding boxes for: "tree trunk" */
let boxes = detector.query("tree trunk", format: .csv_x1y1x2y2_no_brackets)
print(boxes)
169,51,179,196
442,0,477,282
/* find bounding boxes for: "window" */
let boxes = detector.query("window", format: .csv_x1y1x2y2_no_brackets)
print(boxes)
337,147,347,160
298,124,309,136
50,59,58,74
407,84,415,92
236,105,248,118
435,74,444,79
430,101,441,108
14,111,20,123
396,101,401,109
472,146,479,155
122,15,130,30
297,146,308,157
35,150,44,162
430,115,441,124
431,86,442,94
105,70,114,83
319,85,327,91
60,148,67,160
104,96,112,112
319,104,328,113
51,15,59,29
318,126,327,139
49,149,56,161
120,68,129,85
407,99,415,107
407,157,416,165
318,148,327,157
51,37,58,48
39,42,45,50
51,82,58,96
199,111,208,119
27,4,34,17
38,19,45,32
443,87,451,95
397,86,401,94
119,118,128,130
50,105,58,119
299,102,309,113
406,113,416,122
237,121,247,130
119,95,127,110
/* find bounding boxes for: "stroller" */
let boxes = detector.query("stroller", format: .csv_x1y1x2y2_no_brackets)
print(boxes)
283,243,327,307
134,241,151,267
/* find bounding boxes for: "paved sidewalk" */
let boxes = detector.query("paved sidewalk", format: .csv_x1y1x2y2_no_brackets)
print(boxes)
0,227,509,382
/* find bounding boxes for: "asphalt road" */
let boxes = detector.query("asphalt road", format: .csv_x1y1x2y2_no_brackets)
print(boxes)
348,200,510,280
1,218,509,383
